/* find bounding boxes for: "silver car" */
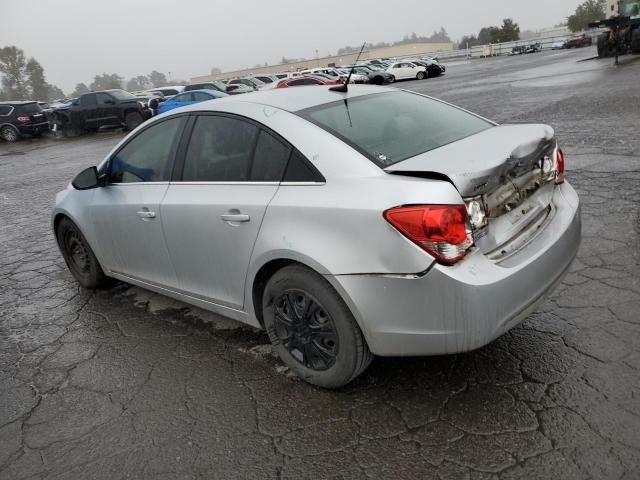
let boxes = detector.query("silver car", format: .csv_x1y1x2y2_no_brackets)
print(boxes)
53,86,581,388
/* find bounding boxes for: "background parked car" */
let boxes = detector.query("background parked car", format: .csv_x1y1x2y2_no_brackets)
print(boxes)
404,59,445,76
275,75,341,88
335,68,369,84
0,101,50,142
343,64,394,84
224,84,255,94
185,82,248,95
227,77,266,91
563,34,593,48
386,61,428,80
51,89,152,137
147,85,185,97
157,89,228,114
249,74,280,85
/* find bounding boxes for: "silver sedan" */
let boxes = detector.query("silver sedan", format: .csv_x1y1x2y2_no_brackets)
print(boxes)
53,86,581,388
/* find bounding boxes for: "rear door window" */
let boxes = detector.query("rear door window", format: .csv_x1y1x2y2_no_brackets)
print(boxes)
182,115,259,182
80,94,97,107
250,130,291,182
192,92,212,102
96,93,114,105
173,93,194,103
15,103,42,114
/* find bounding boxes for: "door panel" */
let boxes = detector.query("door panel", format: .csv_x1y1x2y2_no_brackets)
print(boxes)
91,184,179,288
161,185,279,308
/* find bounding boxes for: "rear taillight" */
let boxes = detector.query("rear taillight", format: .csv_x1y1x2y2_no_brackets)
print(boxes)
17,116,30,123
555,147,565,184
384,205,474,266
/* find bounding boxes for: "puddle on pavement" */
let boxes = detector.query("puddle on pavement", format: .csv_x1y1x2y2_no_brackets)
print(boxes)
121,286,244,331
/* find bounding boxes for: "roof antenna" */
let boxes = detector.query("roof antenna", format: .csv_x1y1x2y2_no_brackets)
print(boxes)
330,42,366,93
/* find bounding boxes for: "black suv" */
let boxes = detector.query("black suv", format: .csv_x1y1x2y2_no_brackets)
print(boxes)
0,101,50,142
51,89,152,137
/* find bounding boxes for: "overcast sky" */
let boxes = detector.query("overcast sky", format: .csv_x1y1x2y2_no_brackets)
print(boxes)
1,0,580,92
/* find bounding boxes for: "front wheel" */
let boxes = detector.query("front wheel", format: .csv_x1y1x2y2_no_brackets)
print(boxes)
124,112,144,131
416,71,426,80
56,217,111,289
0,125,19,142
62,123,83,138
631,29,640,54
373,76,384,85
262,265,373,389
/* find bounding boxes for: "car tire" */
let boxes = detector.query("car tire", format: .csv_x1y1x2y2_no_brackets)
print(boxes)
262,264,373,389
124,112,144,131
416,71,426,80
0,125,19,142
56,217,111,289
390,75,396,83
62,123,83,138
373,75,383,85
631,29,640,54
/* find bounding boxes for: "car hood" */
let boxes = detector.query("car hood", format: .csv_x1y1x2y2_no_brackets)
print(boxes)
384,123,555,196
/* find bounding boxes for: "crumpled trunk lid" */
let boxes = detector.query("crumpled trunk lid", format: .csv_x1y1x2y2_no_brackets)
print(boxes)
385,124,558,259
384,124,555,196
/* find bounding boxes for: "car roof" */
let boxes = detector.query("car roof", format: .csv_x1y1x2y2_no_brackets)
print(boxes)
0,100,38,105
178,84,393,113
179,89,222,96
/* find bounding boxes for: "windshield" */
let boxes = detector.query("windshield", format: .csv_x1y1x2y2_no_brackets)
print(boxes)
107,89,137,101
298,91,493,167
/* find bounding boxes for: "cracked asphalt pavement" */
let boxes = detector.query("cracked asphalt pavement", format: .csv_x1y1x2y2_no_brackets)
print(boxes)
1,48,639,479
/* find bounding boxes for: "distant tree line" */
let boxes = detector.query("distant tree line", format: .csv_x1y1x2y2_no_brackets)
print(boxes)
457,1,607,48
0,45,186,102
567,0,606,32
458,19,521,48
68,70,187,98
336,29,452,55
0,46,65,101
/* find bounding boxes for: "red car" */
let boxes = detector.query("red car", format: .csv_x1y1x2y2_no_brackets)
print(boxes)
563,34,593,49
275,75,341,88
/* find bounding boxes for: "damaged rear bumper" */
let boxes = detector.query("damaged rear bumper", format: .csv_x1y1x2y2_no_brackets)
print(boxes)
330,182,581,357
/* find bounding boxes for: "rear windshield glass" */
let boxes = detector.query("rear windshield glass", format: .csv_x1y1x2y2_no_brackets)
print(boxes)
15,103,42,115
298,91,493,167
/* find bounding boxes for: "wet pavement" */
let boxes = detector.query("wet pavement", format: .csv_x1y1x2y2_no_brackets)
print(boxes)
1,48,639,479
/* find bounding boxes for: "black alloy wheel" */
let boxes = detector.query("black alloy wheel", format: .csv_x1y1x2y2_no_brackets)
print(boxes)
273,290,339,371
0,125,19,142
262,264,373,388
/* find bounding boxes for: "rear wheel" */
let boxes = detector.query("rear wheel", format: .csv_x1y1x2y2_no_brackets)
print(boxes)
373,75,384,85
597,33,609,57
262,265,373,389
0,125,19,142
62,123,83,138
631,29,640,54
56,217,111,289
124,112,143,131
416,71,426,80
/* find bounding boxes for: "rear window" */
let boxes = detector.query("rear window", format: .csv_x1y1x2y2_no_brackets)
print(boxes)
15,103,42,115
298,91,492,167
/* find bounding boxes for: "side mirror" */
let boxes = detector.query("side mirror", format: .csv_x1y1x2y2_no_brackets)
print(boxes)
148,98,159,110
72,166,104,190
